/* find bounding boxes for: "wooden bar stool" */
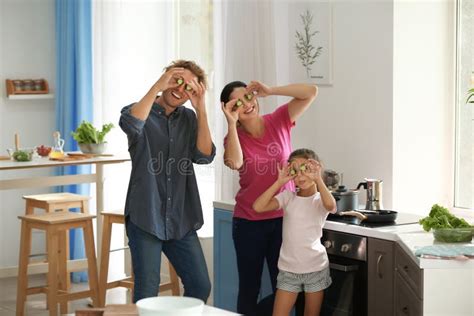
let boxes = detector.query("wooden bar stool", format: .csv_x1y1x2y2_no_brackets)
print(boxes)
23,192,90,215
16,212,100,316
22,192,91,291
98,210,180,306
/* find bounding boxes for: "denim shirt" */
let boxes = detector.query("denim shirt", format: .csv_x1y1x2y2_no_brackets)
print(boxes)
119,102,216,240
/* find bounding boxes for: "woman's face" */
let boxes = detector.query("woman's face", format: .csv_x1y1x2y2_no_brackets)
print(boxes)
229,87,259,120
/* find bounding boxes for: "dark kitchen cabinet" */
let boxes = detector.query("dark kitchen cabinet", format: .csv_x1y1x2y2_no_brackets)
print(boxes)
394,243,423,316
367,238,394,316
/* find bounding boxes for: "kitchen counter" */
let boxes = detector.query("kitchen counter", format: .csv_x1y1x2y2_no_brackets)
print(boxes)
213,201,474,269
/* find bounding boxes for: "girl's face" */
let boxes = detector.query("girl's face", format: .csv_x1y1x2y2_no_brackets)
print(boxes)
289,157,315,191
229,87,259,120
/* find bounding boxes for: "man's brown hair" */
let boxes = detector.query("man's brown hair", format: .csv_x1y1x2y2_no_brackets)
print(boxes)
164,60,207,89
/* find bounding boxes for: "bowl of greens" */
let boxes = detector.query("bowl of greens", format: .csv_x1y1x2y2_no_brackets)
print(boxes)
419,204,474,243
7,148,35,162
72,121,114,154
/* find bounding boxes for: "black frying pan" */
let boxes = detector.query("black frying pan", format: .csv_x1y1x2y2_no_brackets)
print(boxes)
331,210,398,225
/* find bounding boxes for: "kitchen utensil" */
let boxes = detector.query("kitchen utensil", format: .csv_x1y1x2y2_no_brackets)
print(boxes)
323,169,340,190
335,210,398,225
331,185,359,211
357,179,383,210
14,133,19,151
136,296,204,316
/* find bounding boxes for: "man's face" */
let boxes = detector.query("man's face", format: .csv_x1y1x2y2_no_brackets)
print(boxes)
162,69,198,109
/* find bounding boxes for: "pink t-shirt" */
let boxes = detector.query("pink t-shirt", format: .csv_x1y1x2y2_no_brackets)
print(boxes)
231,104,295,220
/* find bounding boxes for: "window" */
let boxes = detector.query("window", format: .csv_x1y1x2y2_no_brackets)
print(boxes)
455,0,474,208
176,0,215,237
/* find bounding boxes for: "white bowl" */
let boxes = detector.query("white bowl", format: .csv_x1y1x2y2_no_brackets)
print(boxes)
136,296,204,316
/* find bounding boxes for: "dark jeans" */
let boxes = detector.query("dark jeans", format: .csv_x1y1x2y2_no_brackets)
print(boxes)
232,217,283,316
126,220,211,303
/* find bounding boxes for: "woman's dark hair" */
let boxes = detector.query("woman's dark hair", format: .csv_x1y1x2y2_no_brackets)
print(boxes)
220,81,247,104
288,148,320,163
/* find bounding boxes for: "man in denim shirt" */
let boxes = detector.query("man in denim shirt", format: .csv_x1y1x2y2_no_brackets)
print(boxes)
119,60,215,302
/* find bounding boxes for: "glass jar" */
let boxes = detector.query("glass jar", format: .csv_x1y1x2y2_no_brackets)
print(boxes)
12,80,23,91
23,79,33,91
33,80,43,91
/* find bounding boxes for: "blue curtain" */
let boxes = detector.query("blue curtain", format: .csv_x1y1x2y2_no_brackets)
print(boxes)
55,0,93,283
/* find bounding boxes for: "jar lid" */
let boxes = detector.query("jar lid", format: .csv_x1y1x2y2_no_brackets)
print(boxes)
332,185,359,196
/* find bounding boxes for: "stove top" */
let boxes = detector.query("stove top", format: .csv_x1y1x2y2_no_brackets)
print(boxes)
327,211,421,228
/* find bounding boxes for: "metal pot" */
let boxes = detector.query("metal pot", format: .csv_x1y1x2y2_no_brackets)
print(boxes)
331,185,359,212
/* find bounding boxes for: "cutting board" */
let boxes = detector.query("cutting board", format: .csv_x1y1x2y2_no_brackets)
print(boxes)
76,304,137,315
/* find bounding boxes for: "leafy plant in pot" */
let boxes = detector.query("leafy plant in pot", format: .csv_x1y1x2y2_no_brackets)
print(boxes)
467,88,474,104
72,121,114,154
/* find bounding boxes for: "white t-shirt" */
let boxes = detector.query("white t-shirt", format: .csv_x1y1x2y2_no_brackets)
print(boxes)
275,190,334,274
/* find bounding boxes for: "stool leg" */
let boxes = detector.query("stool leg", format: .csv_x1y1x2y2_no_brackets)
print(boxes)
58,230,68,314
98,216,112,307
81,200,89,214
16,221,32,316
168,261,180,296
84,220,100,307
46,228,59,316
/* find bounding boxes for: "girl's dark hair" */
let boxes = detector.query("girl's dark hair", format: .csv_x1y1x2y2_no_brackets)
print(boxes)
288,148,320,162
220,81,247,104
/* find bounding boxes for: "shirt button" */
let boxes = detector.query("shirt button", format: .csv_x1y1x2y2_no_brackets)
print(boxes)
170,138,174,142
168,197,171,201
167,178,171,181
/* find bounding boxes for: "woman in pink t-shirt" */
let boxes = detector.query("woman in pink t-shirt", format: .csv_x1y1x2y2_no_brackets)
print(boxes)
221,80,317,316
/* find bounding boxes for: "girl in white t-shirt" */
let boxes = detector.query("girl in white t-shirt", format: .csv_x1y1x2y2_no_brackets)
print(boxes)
253,148,337,316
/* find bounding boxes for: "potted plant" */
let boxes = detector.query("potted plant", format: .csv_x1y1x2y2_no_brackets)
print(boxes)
467,88,474,104
72,121,114,154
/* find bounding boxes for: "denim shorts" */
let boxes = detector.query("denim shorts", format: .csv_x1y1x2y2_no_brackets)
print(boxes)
276,266,332,293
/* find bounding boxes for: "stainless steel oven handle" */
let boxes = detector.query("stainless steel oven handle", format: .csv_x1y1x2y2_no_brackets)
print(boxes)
329,262,359,272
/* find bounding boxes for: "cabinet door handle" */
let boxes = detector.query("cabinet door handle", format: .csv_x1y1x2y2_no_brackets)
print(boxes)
376,254,384,278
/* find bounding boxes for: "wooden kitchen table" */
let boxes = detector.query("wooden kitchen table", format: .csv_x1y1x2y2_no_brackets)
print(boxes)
0,153,130,277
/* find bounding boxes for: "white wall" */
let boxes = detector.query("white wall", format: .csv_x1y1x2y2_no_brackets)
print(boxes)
0,0,56,271
275,0,395,209
393,0,456,214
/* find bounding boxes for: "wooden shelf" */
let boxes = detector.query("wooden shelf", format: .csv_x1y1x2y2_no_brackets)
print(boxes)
7,94,55,100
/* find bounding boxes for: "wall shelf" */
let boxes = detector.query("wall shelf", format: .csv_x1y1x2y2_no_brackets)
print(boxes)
7,94,54,100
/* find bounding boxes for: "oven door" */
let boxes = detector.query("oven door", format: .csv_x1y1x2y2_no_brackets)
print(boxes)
321,255,367,316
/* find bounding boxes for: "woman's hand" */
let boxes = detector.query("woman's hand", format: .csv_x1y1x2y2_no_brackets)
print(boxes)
221,99,242,125
185,79,206,112
277,164,295,186
306,159,323,182
153,67,184,92
246,80,272,98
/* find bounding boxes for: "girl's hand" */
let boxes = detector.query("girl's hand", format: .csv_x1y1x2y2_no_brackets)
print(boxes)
246,80,272,98
184,79,206,112
306,159,322,181
154,67,184,92
221,99,242,125
277,164,295,185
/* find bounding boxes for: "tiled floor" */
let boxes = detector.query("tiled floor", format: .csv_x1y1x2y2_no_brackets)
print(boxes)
0,274,185,316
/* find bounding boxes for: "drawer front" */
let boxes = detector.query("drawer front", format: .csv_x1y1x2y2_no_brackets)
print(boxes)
394,272,423,316
395,243,423,299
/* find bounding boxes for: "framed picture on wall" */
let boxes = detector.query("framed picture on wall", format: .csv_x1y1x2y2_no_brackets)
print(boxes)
283,1,333,85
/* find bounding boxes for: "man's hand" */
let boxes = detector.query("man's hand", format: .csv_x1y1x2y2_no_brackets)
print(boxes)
153,67,184,93
246,80,272,98
185,79,207,112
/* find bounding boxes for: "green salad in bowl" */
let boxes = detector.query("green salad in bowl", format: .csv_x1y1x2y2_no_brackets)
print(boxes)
419,204,473,243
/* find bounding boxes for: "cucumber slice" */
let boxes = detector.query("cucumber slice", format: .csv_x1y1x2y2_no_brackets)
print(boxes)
300,164,307,172
290,168,297,176
176,78,184,85
185,84,193,91
245,93,253,101
236,100,243,107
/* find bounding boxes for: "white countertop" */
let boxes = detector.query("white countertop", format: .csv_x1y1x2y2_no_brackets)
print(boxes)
214,200,474,270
